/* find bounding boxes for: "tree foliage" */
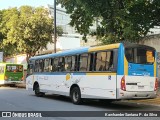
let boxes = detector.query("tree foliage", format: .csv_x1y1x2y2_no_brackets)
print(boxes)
0,8,19,55
0,6,63,62
57,0,160,44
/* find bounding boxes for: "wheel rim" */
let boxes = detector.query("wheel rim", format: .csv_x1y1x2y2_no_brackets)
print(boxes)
73,91,79,102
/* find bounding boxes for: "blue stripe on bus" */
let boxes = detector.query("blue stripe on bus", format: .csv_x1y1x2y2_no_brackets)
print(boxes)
128,63,154,77
117,43,124,75
30,47,89,60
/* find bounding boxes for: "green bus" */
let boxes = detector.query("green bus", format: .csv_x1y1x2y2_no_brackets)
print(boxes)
0,63,24,85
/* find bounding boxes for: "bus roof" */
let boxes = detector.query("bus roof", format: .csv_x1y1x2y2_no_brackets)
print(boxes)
123,42,156,50
30,46,89,60
29,43,121,61
29,42,156,61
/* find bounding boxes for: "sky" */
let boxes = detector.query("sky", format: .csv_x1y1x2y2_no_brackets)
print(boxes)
0,0,54,10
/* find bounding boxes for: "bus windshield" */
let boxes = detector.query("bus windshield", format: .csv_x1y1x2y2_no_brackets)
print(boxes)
6,65,23,72
125,47,155,64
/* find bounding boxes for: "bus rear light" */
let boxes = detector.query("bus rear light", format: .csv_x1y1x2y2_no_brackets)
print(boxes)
154,78,159,91
121,76,126,91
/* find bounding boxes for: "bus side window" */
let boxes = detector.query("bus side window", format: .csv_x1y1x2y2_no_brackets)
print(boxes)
107,51,114,71
48,59,52,72
95,52,107,71
112,49,118,72
58,57,65,71
44,59,50,72
75,55,78,71
39,59,44,72
71,55,80,71
94,51,114,72
65,56,72,72
79,53,88,72
71,56,76,71
53,58,59,72
87,53,94,71
93,53,97,71
35,60,39,72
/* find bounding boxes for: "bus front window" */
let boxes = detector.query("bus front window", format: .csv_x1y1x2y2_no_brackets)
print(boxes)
6,65,23,72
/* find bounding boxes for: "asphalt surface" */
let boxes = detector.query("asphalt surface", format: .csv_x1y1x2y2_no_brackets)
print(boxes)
0,86,160,120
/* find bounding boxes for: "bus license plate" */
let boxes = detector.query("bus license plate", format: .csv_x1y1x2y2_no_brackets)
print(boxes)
138,86,144,89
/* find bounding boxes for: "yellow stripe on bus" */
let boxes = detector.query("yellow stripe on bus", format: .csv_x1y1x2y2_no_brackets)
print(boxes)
87,73,116,76
124,56,128,75
154,60,156,77
88,43,120,52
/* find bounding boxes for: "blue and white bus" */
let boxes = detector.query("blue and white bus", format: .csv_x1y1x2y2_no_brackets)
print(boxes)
26,43,158,104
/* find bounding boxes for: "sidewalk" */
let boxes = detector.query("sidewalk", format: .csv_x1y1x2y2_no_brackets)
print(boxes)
15,83,26,88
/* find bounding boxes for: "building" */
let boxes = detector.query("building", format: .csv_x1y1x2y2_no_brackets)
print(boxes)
40,4,98,54
42,4,82,53
148,26,160,35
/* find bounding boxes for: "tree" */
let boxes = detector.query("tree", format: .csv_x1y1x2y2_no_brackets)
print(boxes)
0,8,19,56
0,6,63,62
16,6,54,62
0,10,3,42
57,0,160,44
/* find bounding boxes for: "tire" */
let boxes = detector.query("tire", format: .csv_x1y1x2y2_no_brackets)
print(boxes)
70,87,82,105
34,84,45,97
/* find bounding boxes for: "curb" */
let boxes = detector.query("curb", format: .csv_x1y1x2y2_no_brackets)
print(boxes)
15,83,26,88
120,99,160,107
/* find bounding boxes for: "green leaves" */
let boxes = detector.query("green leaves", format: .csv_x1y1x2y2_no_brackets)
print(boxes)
57,0,160,44
0,6,63,62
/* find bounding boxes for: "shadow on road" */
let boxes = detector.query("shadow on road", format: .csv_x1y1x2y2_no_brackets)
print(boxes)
2,86,159,110
33,94,159,111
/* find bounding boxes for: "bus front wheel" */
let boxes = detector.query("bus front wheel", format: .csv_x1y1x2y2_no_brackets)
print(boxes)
70,87,82,105
34,84,45,97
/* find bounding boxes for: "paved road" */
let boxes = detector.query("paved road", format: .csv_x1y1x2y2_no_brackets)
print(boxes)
0,87,160,120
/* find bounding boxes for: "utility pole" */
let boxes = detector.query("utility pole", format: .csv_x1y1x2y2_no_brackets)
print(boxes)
54,0,57,53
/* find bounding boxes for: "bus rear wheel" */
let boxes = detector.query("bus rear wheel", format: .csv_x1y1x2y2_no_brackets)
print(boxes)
34,84,45,97
70,87,82,105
